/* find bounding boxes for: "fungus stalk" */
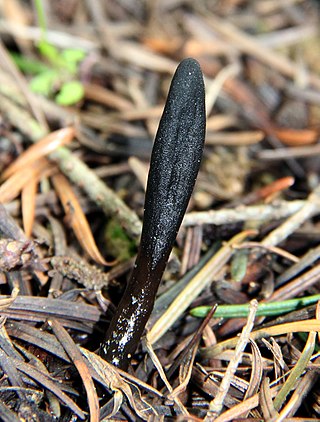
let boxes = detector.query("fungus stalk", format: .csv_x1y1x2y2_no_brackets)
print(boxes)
100,58,206,370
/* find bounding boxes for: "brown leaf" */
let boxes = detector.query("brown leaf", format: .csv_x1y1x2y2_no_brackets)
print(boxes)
0,158,55,203
2,127,75,180
51,173,111,265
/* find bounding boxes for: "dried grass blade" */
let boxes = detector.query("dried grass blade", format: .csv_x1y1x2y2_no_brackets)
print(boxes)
49,319,99,422
144,338,189,417
274,331,316,412
277,355,320,419
51,173,110,265
169,341,199,403
80,348,154,420
144,338,173,394
12,357,86,419
147,230,256,345
214,384,281,422
21,176,37,237
260,377,279,420
261,184,320,249
0,38,48,130
277,244,320,286
239,339,263,419
2,127,75,180
167,305,218,382
270,264,320,302
128,156,148,191
79,347,162,399
205,14,320,88
10,323,160,403
247,339,263,396
202,319,320,359
192,366,239,409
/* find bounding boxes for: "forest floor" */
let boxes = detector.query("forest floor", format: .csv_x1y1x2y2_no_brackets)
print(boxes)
1,1,320,421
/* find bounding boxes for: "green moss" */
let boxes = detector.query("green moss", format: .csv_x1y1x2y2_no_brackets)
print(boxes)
104,219,136,262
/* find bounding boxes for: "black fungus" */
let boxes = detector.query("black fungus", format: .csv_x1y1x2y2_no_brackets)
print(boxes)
99,58,206,370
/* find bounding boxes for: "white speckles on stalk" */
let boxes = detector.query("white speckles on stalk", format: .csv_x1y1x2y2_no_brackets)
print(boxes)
112,357,120,365
115,294,145,355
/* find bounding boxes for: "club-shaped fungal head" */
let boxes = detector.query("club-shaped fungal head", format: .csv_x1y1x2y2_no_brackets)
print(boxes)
100,58,206,369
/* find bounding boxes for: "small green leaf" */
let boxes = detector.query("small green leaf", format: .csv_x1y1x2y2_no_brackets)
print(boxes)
11,52,49,75
37,40,61,65
55,80,84,105
30,70,57,96
61,49,85,73
61,49,85,64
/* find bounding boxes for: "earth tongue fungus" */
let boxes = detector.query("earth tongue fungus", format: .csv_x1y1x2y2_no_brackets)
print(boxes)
99,58,206,370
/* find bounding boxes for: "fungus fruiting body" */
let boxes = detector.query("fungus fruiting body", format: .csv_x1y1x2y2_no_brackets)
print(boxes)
100,58,206,370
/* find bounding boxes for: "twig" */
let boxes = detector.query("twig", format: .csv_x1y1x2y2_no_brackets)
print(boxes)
182,200,305,226
261,185,320,248
258,143,320,160
205,300,258,419
49,145,142,243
